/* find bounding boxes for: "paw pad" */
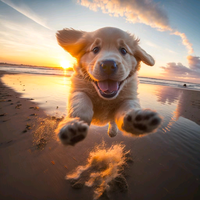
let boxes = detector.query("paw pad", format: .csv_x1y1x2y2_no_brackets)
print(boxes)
123,109,162,135
58,119,88,146
150,118,160,126
133,123,147,131
127,115,132,122
135,114,142,121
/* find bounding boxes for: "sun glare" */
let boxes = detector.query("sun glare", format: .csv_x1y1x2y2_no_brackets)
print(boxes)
60,60,72,69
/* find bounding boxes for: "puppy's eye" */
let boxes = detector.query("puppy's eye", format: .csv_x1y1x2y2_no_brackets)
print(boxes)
120,48,127,55
93,47,100,54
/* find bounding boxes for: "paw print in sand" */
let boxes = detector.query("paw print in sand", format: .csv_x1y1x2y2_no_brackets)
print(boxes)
123,109,162,135
58,119,88,145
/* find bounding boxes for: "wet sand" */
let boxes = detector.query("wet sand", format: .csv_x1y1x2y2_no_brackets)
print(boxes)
0,71,200,200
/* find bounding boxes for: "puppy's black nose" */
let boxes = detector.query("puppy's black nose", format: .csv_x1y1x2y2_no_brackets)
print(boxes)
100,60,118,75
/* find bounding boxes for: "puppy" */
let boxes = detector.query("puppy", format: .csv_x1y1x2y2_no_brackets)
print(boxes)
56,27,162,145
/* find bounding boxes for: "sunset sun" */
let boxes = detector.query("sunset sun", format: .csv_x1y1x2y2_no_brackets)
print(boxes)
60,60,71,69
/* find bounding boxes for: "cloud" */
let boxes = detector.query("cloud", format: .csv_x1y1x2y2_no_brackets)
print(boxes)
79,0,170,30
0,19,54,51
165,49,178,54
0,18,68,63
172,31,193,54
161,56,200,79
0,0,51,30
187,55,200,72
145,40,160,49
161,62,192,76
78,0,193,54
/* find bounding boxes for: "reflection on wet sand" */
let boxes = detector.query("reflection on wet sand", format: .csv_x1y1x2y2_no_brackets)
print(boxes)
175,90,200,125
2,73,71,116
155,87,180,105
154,85,200,126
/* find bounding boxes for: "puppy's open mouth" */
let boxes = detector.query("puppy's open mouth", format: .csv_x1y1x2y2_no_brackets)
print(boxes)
95,80,120,98
86,70,135,99
92,71,134,99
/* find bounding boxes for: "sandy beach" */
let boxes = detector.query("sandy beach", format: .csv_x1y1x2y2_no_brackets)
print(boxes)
0,70,200,200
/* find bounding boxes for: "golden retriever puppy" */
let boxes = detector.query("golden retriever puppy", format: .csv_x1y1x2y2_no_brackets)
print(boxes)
56,27,162,145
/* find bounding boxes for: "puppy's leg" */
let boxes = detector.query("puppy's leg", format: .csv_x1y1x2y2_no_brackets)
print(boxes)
108,121,118,137
115,100,162,135
56,92,93,145
68,92,94,125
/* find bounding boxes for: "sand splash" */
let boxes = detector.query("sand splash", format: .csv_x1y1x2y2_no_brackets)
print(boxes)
32,117,62,149
66,142,131,199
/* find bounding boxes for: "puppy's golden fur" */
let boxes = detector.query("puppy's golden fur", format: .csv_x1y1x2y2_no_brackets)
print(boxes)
56,27,161,145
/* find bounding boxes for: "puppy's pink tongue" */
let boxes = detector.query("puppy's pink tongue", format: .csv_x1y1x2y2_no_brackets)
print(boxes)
97,80,119,92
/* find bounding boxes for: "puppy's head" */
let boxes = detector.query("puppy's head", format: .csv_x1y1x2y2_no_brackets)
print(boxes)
56,27,154,100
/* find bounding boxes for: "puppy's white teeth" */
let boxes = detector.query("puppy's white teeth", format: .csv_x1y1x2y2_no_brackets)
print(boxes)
103,90,115,94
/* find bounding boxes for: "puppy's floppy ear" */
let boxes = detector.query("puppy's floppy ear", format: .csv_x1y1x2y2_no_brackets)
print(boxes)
135,46,155,66
56,28,86,58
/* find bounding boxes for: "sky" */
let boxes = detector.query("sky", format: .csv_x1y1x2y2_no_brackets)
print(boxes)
0,0,200,83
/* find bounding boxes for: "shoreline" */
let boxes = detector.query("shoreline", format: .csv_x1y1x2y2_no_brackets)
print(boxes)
0,71,48,143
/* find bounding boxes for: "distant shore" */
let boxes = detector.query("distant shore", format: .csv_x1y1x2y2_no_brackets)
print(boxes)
0,63,74,71
0,62,59,69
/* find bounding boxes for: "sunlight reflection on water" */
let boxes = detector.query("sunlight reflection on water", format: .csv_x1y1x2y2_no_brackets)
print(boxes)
2,74,71,117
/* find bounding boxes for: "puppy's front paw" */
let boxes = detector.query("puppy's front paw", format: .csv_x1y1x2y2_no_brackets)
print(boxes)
57,118,88,146
122,109,162,135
